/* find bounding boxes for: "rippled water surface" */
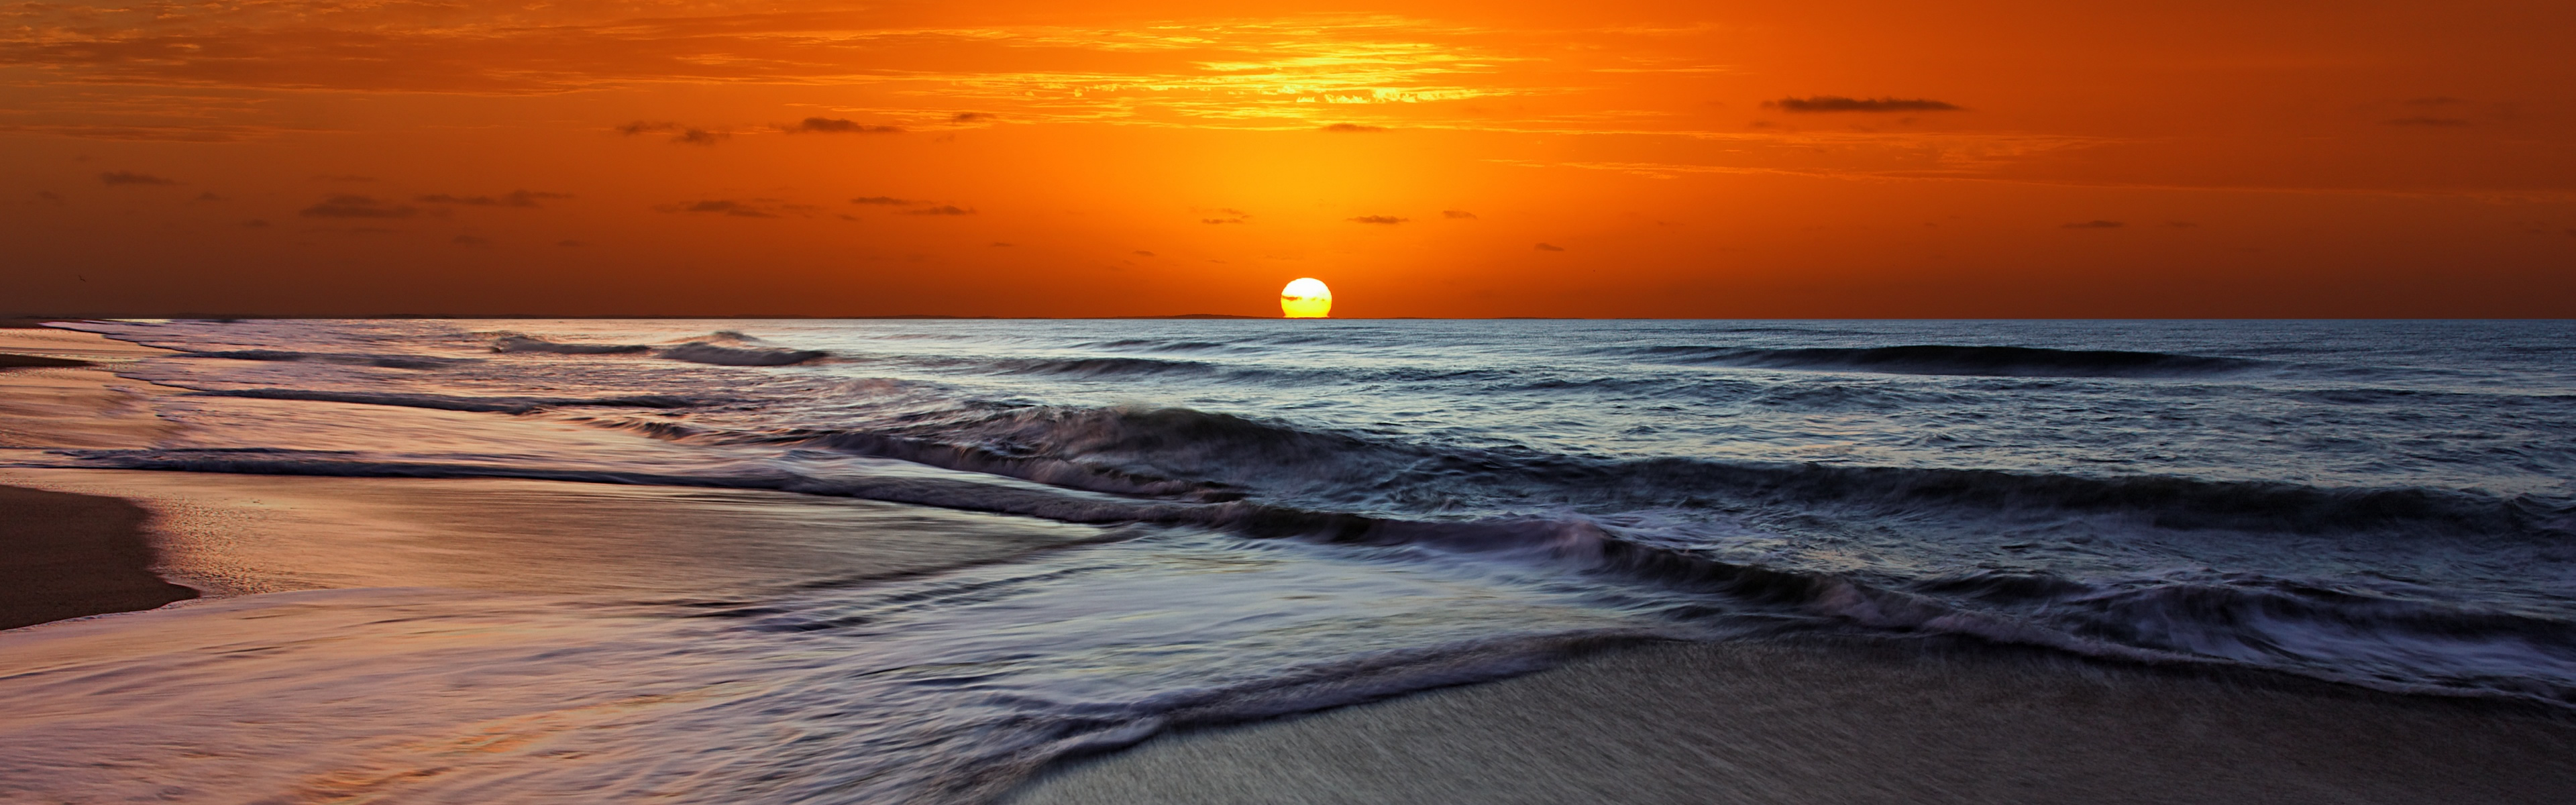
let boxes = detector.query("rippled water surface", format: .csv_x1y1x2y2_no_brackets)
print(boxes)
5,319,2573,802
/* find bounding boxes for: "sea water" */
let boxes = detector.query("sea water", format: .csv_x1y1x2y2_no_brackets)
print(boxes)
3,319,2571,802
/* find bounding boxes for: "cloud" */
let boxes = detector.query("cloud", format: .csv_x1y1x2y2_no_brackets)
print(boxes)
904,205,975,215
1442,209,1477,219
1349,215,1407,224
242,219,268,227
417,190,572,207
655,200,780,217
792,117,904,133
1132,250,1156,257
99,170,176,185
850,196,914,205
1321,123,1387,133
451,234,490,246
619,121,727,144
953,113,995,122
194,192,223,201
2061,220,2123,228
1201,217,1243,224
1534,242,1564,251
2387,117,2469,127
300,195,419,218
1765,96,1962,113
36,191,63,205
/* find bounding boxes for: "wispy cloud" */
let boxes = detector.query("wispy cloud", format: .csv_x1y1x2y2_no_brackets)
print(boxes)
1534,242,1564,251
300,195,418,218
1766,96,1962,113
792,117,904,133
1349,215,1407,224
99,170,177,186
417,191,572,207
851,196,915,205
2387,117,2469,127
904,205,976,215
1442,209,1477,219
654,199,820,218
1321,123,1387,133
620,121,727,145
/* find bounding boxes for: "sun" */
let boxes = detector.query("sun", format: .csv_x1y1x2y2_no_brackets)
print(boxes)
1280,278,1332,318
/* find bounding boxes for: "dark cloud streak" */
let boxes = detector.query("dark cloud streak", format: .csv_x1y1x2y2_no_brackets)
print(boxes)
794,117,902,133
99,170,176,185
417,190,572,207
1766,96,1962,113
299,195,419,218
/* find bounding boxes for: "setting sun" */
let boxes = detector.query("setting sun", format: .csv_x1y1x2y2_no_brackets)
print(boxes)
1281,278,1333,318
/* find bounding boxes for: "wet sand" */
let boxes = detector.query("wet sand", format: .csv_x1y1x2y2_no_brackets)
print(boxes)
0,486,199,630
0,325,184,449
0,323,1126,619
0,469,1125,599
1011,639,2576,805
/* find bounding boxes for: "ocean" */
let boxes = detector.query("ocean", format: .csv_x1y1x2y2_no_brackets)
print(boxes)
5,318,2573,802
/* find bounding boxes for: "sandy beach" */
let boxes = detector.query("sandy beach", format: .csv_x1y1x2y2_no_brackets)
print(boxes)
0,484,197,630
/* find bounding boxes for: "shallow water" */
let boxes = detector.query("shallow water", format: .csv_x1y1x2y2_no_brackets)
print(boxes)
5,318,2574,802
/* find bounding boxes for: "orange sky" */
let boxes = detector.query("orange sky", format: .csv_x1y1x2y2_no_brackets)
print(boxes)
5,0,2573,317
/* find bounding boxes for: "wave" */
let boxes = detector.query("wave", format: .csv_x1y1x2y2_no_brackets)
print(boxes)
490,335,652,355
1623,344,2266,378
1075,339,1231,353
657,342,830,366
993,356,1218,378
488,331,828,366
193,350,480,370
45,445,2576,706
186,388,704,414
740,405,2574,544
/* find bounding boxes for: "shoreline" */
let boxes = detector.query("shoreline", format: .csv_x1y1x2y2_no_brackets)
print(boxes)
1010,637,2576,804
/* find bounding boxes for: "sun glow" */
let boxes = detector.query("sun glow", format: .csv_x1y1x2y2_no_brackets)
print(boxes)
1281,278,1333,318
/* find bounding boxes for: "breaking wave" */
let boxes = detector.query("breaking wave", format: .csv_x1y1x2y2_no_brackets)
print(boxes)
1621,344,2267,377
186,388,705,414
490,334,653,355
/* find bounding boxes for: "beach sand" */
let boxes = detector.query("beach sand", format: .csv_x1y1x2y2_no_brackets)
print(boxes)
1010,638,2576,804
0,469,1124,599
0,485,199,630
